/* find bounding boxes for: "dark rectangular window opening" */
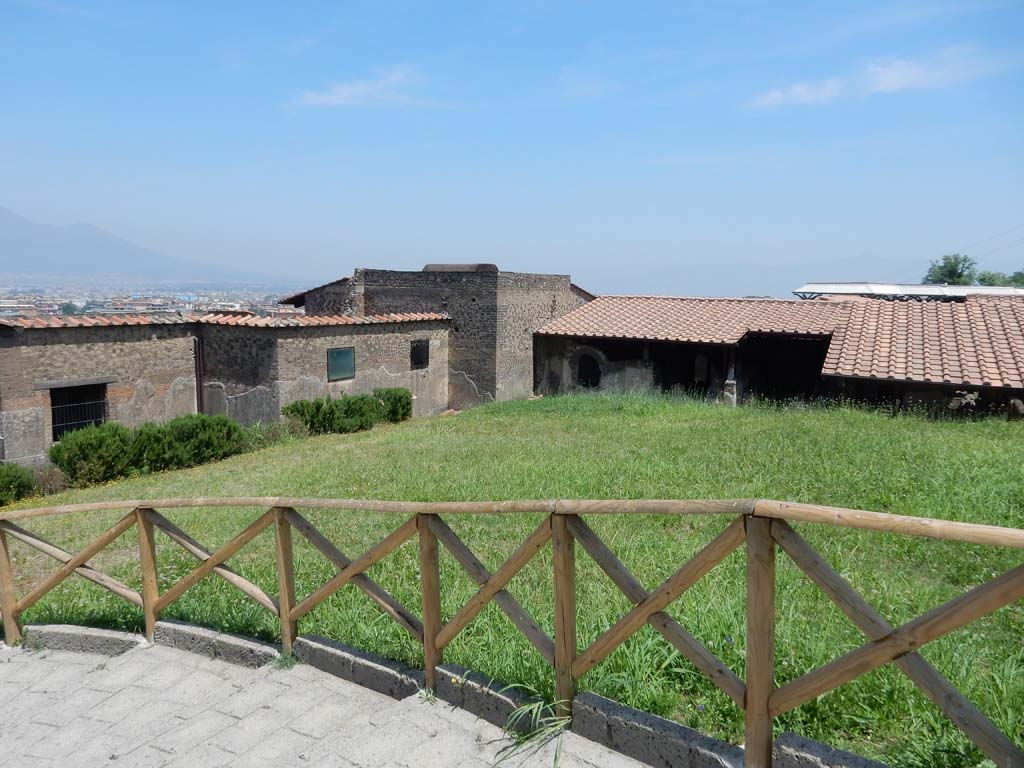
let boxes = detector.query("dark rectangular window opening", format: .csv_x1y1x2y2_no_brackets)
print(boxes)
51,383,108,442
327,347,356,381
410,339,430,370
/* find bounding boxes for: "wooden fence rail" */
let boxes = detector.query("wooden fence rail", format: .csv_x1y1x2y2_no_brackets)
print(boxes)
0,497,1021,767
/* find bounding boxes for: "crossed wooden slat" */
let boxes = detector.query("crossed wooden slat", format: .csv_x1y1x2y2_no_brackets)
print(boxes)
0,516,142,617
284,509,422,640
566,516,746,706
768,519,1024,766
572,517,747,681
427,515,555,664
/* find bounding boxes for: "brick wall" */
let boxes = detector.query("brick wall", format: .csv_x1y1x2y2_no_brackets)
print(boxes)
0,325,197,464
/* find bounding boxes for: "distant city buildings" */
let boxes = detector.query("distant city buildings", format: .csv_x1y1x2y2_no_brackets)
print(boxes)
0,289,305,319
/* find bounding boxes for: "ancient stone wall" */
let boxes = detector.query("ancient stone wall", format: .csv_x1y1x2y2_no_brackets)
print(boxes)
358,269,498,409
199,321,450,424
275,321,449,419
199,325,280,425
495,272,588,401
302,279,363,316
0,325,197,464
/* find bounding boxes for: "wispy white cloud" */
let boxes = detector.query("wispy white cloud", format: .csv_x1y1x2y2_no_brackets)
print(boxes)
750,45,1008,108
296,67,428,108
750,78,844,108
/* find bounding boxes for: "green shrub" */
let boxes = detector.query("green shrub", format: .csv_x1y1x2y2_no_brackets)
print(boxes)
164,414,246,466
49,422,133,486
282,389,411,435
282,398,337,435
0,463,35,506
129,422,186,472
373,388,413,423
50,414,249,487
337,393,386,430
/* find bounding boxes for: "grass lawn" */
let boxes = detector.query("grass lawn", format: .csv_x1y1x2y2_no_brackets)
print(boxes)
3,394,1023,767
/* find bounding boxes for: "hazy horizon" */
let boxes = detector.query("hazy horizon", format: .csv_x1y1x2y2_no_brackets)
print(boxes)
2,1,1022,297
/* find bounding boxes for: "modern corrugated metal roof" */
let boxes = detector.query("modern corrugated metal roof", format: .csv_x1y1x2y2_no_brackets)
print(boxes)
793,282,1024,299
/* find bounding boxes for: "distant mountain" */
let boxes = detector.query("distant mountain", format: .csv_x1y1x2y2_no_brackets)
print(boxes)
0,206,290,290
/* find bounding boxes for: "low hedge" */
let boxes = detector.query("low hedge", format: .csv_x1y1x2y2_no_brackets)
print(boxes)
283,387,413,435
50,414,248,486
49,422,134,486
0,463,35,506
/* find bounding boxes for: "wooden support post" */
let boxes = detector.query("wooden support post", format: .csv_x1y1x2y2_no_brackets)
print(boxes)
0,527,22,646
418,514,442,690
745,516,775,768
552,513,577,718
274,508,298,654
136,508,159,642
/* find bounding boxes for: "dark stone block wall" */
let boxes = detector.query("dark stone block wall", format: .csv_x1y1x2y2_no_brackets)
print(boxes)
302,279,363,316
496,272,588,401
300,268,588,410
358,269,499,410
0,325,197,464
200,321,450,424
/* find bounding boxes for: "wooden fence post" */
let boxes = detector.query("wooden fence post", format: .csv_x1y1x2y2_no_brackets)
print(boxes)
418,514,442,690
274,508,298,654
136,508,159,642
552,513,577,718
745,515,775,767
0,527,21,646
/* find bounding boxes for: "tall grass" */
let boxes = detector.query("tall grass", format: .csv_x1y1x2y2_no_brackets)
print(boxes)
4,394,1022,766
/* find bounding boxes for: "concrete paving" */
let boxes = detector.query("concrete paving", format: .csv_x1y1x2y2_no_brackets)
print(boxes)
0,643,645,768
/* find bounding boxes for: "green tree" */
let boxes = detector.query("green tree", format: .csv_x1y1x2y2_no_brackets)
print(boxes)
922,254,977,285
59,302,81,315
1010,270,1024,287
977,270,1010,286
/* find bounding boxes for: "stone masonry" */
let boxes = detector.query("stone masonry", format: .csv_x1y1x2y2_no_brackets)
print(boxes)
202,321,450,424
0,323,197,464
291,266,589,409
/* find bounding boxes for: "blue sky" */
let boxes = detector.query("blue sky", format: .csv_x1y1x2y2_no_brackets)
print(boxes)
1,1,1022,295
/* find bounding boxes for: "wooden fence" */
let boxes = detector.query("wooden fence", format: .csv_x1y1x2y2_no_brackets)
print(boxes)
0,497,1022,767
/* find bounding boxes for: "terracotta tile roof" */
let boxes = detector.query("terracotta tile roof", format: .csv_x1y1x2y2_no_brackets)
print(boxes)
0,311,449,330
197,312,449,327
0,313,197,329
536,295,850,344
823,299,1024,389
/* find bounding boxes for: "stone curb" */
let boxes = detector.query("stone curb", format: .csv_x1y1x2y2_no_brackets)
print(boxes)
292,634,423,700
572,691,744,768
22,624,146,656
775,733,889,768
435,662,539,733
153,619,279,668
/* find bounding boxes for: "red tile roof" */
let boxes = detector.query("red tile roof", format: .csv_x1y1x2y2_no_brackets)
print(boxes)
536,295,849,344
0,311,448,330
0,313,197,329
822,299,1024,389
197,312,448,327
